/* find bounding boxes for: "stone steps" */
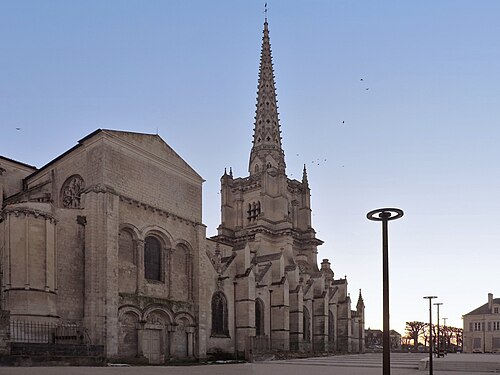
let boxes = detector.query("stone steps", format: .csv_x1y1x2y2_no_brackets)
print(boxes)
431,359,500,373
261,353,426,369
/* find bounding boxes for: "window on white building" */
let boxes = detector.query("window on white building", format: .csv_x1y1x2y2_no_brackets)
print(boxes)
473,337,482,349
493,337,500,349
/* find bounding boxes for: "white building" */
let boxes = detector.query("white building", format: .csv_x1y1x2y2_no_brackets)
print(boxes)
463,293,500,353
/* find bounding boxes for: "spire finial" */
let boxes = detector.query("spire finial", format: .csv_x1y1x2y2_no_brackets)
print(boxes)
264,2,268,22
302,164,309,184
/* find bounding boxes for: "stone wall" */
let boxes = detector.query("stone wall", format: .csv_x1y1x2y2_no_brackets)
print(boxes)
0,310,10,355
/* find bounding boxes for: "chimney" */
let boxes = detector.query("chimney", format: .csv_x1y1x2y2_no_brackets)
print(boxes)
488,293,493,310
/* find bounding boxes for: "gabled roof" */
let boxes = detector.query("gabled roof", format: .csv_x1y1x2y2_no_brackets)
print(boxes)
0,155,37,170
24,129,203,183
102,129,203,182
464,298,500,316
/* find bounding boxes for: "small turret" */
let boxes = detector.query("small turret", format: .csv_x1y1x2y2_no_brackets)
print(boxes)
357,289,365,311
302,164,309,186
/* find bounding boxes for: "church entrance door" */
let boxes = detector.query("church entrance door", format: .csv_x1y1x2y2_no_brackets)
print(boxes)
143,329,162,364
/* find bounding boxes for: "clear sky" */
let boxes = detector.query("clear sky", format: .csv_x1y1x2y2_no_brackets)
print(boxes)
1,0,500,336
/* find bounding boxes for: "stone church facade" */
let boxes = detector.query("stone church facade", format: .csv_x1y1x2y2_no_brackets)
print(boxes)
0,20,364,363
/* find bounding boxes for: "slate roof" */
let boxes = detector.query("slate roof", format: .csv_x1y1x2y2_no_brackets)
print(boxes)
464,298,500,316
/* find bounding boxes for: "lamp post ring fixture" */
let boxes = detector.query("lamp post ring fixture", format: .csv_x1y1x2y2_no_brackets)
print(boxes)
366,206,403,375
367,208,404,222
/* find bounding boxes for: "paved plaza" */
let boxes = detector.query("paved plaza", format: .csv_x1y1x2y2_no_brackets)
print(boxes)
1,353,500,375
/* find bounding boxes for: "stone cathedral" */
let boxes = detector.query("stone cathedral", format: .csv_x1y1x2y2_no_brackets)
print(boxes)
0,20,364,363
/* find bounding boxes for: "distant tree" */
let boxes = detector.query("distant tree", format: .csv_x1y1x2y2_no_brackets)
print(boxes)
452,327,463,349
441,325,452,350
405,321,426,349
402,335,411,346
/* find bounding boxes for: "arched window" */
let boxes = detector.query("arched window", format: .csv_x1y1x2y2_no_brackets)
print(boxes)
119,229,135,264
144,236,162,281
255,298,265,336
303,306,311,342
211,292,228,336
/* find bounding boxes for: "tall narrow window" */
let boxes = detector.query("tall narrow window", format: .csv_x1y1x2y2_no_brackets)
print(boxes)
144,236,161,281
211,292,228,336
303,307,311,342
255,298,265,336
247,201,261,221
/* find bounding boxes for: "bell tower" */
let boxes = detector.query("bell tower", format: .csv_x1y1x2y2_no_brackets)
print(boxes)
215,19,322,267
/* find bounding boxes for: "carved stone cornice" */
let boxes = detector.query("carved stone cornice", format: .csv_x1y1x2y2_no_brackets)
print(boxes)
82,183,117,195
119,195,202,228
1,207,57,224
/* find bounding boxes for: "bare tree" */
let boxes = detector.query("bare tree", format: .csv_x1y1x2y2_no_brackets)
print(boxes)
405,321,426,350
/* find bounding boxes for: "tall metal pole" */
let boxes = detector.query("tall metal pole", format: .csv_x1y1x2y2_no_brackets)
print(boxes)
367,208,404,375
424,296,438,375
434,302,443,357
442,318,448,353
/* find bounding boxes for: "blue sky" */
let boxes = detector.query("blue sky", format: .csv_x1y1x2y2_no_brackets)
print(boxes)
2,0,500,336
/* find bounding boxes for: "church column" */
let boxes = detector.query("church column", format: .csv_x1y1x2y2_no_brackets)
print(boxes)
186,326,195,357
167,325,177,358
137,321,145,356
136,239,145,294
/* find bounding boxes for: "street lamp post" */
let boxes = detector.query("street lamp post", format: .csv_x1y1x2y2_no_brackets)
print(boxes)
442,318,448,353
424,296,438,375
434,302,443,358
367,208,404,375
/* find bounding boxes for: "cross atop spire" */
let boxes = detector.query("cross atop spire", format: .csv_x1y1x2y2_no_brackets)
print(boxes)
249,19,286,175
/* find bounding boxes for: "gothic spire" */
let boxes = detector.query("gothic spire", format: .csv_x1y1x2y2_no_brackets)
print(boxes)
249,19,286,175
302,164,309,185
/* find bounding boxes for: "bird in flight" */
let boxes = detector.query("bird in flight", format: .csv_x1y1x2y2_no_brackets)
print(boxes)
15,127,21,130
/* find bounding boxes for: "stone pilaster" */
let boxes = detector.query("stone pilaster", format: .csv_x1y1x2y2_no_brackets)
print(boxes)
82,186,119,356
288,286,303,351
270,278,289,351
313,293,328,352
234,273,256,352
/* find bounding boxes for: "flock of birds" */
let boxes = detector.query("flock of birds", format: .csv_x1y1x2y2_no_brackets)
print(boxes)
289,77,369,177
